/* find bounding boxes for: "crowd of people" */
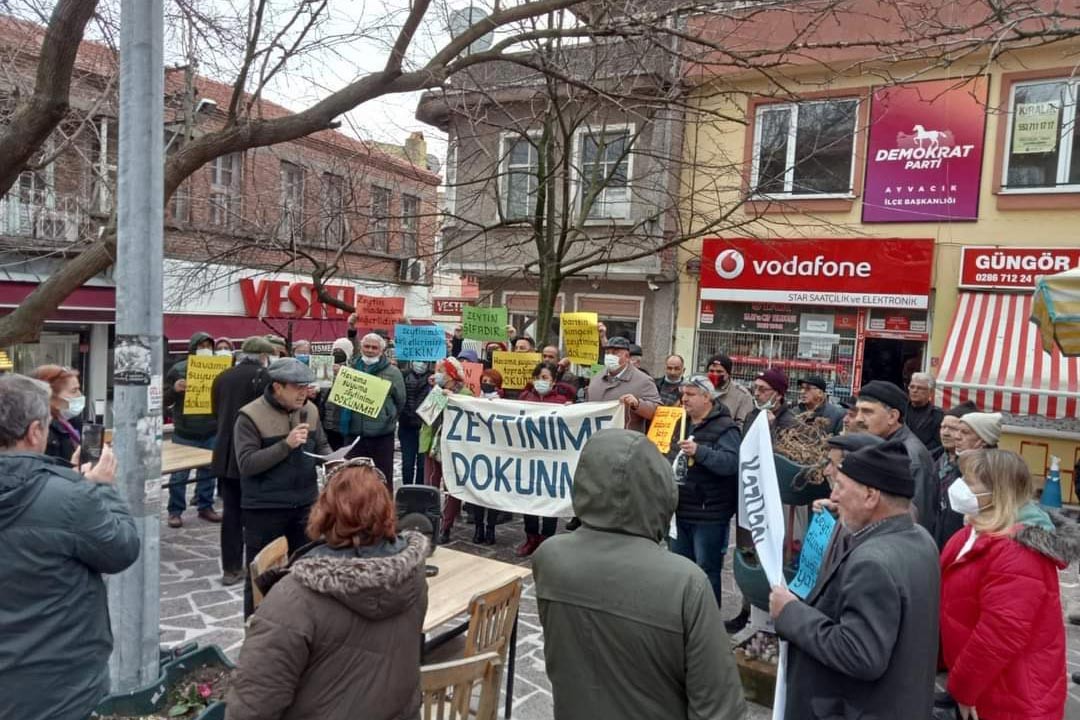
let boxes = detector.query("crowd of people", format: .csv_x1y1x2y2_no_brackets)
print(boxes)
1,314,1078,720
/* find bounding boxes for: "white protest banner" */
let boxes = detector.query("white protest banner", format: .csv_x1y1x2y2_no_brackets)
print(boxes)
440,396,625,517
737,411,788,720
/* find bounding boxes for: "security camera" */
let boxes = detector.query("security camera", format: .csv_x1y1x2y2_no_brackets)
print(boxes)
647,280,660,292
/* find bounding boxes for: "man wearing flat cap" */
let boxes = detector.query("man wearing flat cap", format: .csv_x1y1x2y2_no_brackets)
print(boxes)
234,357,331,617
854,380,938,534
587,336,661,432
769,441,940,720
797,375,845,435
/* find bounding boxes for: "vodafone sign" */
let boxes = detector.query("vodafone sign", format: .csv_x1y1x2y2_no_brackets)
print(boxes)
701,238,934,309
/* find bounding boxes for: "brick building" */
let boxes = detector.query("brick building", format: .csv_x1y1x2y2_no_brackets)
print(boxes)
0,16,440,416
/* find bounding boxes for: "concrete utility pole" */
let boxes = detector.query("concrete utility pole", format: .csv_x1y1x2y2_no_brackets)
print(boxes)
108,0,164,691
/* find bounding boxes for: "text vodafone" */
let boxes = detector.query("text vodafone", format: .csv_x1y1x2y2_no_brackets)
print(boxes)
750,255,872,279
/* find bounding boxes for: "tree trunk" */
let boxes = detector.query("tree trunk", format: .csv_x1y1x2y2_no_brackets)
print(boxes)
533,268,562,347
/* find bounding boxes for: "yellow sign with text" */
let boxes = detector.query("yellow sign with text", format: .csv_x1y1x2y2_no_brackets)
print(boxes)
561,311,600,365
184,355,233,415
647,405,685,455
493,351,542,390
328,366,392,418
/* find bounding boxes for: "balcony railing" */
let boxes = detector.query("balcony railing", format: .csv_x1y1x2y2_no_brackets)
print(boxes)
0,195,87,244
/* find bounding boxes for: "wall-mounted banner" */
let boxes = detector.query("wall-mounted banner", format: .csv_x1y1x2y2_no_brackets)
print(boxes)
393,324,447,361
959,246,1080,290
440,396,625,517
863,77,989,223
184,354,232,415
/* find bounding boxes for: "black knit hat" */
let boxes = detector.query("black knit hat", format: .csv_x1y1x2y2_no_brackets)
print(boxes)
839,440,914,498
858,380,909,419
707,353,733,374
799,375,827,392
944,400,979,418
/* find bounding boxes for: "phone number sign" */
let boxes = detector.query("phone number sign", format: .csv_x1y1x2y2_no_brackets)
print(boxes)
959,247,1080,290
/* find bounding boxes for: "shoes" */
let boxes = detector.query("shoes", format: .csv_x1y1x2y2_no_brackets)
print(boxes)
724,607,750,635
934,689,957,709
494,511,514,525
198,508,223,523
1066,600,1080,625
221,570,245,586
472,524,485,544
1073,672,1080,685
483,525,496,545
167,515,182,528
438,528,451,545
515,534,542,557
566,517,581,532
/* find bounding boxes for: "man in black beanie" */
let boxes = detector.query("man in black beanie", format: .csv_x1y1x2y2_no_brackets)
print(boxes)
854,380,937,535
769,441,940,720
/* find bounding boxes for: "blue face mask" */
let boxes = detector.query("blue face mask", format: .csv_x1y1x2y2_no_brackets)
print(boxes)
294,354,310,365
433,372,448,388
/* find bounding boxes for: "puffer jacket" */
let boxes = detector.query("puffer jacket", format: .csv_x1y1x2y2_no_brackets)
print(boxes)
164,331,218,441
226,532,429,720
0,452,140,720
940,504,1080,720
670,404,740,523
399,367,432,427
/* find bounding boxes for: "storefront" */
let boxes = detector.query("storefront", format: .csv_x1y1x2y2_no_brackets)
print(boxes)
696,237,935,403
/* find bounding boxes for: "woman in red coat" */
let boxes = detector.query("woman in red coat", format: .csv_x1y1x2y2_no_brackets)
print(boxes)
939,448,1080,720
514,362,576,556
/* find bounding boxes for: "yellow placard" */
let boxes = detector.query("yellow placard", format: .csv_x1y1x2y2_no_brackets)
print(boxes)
184,355,232,415
647,406,685,455
327,366,392,418
561,311,600,366
493,351,542,390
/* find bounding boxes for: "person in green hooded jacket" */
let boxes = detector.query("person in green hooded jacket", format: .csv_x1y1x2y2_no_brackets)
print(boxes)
532,429,746,720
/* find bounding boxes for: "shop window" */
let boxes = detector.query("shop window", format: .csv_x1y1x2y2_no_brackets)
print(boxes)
751,98,858,196
401,193,420,257
279,161,304,241
577,127,632,220
321,172,346,245
1002,79,1080,191
501,134,538,220
369,185,391,253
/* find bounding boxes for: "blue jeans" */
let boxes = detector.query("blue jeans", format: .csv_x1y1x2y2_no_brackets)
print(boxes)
168,434,216,515
669,517,731,608
399,424,424,485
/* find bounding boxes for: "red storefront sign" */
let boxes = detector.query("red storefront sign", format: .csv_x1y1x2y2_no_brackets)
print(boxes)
433,297,472,316
239,278,353,319
701,238,934,309
862,77,989,223
959,247,1080,290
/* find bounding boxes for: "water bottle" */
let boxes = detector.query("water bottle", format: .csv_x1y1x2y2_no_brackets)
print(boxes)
1041,456,1062,509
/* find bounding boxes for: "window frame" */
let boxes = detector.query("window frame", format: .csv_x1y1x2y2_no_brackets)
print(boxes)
999,76,1080,194
208,152,243,227
401,193,420,257
279,160,305,240
748,97,861,200
572,123,635,222
320,172,347,245
369,184,392,253
498,131,542,222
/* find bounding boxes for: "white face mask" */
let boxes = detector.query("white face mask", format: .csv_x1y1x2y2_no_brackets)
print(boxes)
604,354,622,372
948,478,991,516
433,372,447,388
360,354,380,366
62,395,85,420
534,379,552,395
215,349,233,358
412,362,428,374
195,348,213,357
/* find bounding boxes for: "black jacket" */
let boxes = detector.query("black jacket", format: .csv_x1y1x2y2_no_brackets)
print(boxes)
211,358,268,480
44,418,78,464
399,368,432,427
775,514,940,720
743,403,799,438
164,332,219,441
906,402,944,456
933,456,965,551
672,405,741,523
799,401,846,436
886,424,938,536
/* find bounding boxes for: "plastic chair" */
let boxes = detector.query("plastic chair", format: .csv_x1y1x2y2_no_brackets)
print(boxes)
421,652,502,720
249,536,289,610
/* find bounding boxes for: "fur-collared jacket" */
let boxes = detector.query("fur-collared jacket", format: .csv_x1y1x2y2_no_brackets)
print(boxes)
226,532,429,720
940,505,1080,720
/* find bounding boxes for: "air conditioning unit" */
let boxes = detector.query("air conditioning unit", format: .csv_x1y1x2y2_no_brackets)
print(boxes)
399,257,426,283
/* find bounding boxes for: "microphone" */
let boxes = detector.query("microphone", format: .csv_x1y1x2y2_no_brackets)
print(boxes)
300,408,308,424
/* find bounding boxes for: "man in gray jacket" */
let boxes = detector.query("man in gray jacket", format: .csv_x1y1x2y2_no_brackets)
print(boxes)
533,429,746,720
769,441,940,720
0,374,140,720
585,337,660,432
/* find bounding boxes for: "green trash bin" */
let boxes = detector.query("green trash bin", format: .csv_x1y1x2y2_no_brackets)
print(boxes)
93,645,234,719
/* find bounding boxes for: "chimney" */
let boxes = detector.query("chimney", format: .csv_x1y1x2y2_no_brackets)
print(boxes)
404,131,426,166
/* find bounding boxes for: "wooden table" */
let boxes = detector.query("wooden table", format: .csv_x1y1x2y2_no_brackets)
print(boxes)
422,547,532,719
160,439,214,476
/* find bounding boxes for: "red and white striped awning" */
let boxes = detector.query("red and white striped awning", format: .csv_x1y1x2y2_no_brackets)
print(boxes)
937,292,1080,419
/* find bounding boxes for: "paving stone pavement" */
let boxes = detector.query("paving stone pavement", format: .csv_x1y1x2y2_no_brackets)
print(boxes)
155,465,1080,719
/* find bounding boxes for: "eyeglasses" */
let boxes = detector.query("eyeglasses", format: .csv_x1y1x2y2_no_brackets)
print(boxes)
323,456,385,482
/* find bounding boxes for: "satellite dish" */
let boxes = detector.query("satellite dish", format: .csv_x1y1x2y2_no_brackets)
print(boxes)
426,153,443,174
448,6,493,55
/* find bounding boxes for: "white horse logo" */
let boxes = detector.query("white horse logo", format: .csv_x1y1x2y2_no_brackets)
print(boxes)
911,124,946,150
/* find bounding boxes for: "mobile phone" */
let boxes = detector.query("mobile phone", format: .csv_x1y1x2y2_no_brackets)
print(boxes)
82,423,105,467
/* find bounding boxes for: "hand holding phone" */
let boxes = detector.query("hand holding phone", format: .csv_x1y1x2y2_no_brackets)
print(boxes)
81,424,105,467
82,444,116,485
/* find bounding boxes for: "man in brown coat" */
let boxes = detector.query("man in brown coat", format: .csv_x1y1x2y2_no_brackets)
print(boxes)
586,337,660,432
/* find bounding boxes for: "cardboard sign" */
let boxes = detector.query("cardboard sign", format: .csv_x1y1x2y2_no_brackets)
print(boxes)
647,406,685,454
561,311,600,365
492,351,542,390
417,387,449,425
184,355,232,415
789,509,838,599
462,361,484,396
327,366,392,418
356,295,405,330
393,324,447,362
441,396,626,517
462,306,509,342
309,355,335,385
